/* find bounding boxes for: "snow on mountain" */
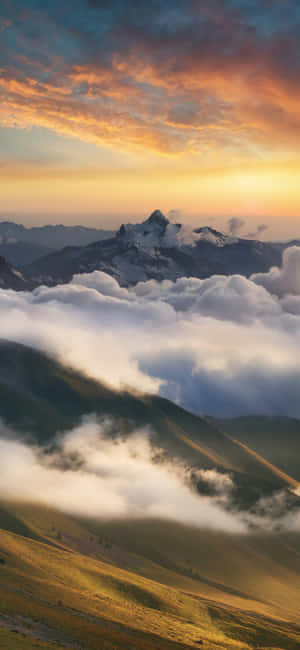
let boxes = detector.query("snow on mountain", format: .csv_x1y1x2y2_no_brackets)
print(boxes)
23,210,284,289
117,210,235,251
118,210,171,251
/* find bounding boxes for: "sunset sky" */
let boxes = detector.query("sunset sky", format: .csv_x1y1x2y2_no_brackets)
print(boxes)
1,0,300,237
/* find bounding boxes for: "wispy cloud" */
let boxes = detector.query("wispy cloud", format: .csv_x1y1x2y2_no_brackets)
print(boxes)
1,0,300,160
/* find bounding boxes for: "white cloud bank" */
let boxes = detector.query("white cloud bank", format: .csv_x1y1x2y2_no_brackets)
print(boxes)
1,418,299,533
253,246,300,298
0,418,245,533
0,247,300,417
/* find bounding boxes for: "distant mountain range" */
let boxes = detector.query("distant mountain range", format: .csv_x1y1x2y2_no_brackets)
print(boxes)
0,221,114,266
22,210,297,288
0,211,299,290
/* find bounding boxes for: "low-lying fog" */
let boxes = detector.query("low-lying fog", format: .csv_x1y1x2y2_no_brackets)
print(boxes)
0,417,299,533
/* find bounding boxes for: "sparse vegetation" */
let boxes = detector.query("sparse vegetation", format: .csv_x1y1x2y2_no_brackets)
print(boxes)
0,343,300,648
0,503,299,649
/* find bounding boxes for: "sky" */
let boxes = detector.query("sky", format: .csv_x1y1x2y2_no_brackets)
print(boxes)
1,0,300,237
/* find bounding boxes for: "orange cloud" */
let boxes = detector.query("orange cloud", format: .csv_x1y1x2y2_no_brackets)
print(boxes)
1,20,300,165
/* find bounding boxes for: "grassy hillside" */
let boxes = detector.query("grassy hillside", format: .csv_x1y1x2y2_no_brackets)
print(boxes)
0,341,300,647
0,339,298,497
217,417,300,482
0,502,300,649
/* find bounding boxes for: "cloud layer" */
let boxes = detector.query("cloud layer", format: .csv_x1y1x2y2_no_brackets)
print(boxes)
1,251,300,531
1,0,300,161
0,247,300,417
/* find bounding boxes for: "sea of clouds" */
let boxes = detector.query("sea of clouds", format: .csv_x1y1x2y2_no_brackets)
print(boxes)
1,249,300,531
0,246,300,418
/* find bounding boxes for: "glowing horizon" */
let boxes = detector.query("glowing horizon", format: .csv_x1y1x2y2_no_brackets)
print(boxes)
1,0,300,238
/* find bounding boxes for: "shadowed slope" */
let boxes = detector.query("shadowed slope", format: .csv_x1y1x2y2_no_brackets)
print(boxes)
0,339,298,494
217,416,300,481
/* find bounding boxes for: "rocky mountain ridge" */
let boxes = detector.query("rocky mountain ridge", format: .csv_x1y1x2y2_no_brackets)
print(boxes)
23,210,285,287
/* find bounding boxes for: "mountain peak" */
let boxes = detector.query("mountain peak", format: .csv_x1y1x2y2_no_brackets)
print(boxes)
145,210,169,227
118,210,170,242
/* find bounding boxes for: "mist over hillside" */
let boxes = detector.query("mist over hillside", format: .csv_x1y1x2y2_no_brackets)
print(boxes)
1,233,300,648
0,340,300,648
2,0,300,644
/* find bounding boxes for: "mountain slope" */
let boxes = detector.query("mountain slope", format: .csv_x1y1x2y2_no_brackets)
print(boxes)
24,210,283,287
0,339,298,497
0,240,54,266
0,503,300,649
217,416,300,481
0,256,31,290
1,341,300,648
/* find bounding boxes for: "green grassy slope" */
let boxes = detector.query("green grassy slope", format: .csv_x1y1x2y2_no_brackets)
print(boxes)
0,341,300,647
0,502,300,649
